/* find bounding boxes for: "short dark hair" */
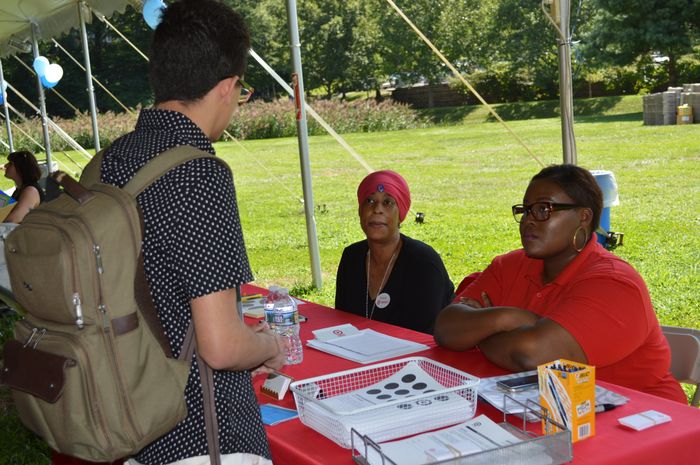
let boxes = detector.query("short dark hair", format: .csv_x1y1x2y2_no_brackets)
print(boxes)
8,150,41,184
530,164,603,232
149,0,250,104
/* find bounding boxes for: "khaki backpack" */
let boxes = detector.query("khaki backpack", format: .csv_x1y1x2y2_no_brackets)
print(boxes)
0,145,225,463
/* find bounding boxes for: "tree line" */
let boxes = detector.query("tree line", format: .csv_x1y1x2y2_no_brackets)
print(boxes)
2,0,699,119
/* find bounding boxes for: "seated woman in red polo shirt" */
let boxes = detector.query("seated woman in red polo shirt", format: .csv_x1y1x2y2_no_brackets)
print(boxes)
434,164,686,403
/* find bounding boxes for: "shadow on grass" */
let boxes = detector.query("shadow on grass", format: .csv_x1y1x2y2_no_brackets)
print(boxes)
419,95,633,124
576,112,644,124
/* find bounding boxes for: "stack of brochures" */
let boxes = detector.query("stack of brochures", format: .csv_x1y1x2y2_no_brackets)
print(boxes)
306,324,429,364
354,414,555,465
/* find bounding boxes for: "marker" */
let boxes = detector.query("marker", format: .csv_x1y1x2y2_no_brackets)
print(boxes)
595,403,617,413
241,293,263,302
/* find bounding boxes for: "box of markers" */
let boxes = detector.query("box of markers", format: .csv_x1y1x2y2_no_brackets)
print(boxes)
538,359,595,443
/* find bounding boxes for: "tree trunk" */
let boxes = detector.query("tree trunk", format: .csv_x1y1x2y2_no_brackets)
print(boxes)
667,53,678,87
374,87,384,102
92,21,103,71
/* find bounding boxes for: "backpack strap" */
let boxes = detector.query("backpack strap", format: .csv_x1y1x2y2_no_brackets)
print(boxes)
123,145,230,198
180,323,222,465
79,150,106,187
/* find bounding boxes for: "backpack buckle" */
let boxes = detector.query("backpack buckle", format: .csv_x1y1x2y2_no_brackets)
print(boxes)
23,328,47,349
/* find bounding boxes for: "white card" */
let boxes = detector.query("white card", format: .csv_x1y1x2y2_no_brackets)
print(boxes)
618,410,671,431
312,324,360,341
261,372,294,400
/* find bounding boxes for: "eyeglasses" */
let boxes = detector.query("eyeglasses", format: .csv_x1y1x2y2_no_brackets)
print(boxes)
237,78,254,105
512,202,582,223
217,75,254,104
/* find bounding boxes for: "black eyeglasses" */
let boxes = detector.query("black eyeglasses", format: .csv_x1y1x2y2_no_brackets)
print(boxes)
512,202,582,223
237,78,254,104
217,76,254,104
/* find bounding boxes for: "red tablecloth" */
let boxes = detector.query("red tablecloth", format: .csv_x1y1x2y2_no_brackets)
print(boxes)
245,285,700,465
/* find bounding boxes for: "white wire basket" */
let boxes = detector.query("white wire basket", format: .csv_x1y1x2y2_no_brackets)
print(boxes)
290,357,480,448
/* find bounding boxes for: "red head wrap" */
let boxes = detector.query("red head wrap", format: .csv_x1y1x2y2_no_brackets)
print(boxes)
357,170,411,222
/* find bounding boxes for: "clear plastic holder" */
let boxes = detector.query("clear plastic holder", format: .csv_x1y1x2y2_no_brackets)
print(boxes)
351,395,573,465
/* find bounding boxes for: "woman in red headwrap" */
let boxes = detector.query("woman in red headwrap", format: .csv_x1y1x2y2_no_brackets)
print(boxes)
334,170,454,334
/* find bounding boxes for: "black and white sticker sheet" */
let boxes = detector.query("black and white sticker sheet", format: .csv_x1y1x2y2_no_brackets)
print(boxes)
302,361,476,447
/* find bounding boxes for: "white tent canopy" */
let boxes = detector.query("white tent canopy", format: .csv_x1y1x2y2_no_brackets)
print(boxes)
0,0,133,57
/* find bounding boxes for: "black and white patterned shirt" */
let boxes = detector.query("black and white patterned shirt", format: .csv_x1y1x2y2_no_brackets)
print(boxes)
101,109,270,464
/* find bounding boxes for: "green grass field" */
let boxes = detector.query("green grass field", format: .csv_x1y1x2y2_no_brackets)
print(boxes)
1,94,699,463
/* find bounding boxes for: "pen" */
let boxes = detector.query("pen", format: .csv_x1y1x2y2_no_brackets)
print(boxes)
241,294,263,302
595,403,617,413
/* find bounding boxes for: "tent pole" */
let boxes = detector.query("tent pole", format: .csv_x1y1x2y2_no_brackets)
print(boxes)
78,1,100,152
285,0,323,289
31,22,53,171
0,59,14,151
557,0,577,165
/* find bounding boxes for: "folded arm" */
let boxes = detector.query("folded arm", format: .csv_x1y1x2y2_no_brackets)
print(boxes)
434,303,539,351
477,317,587,371
433,303,586,372
192,288,285,371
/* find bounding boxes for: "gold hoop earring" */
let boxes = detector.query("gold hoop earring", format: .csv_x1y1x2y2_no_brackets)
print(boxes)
572,226,587,253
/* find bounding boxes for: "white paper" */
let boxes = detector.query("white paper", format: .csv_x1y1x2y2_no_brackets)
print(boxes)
325,330,413,356
301,362,475,447
307,328,429,364
312,323,361,341
363,415,553,465
242,297,266,317
320,361,458,413
618,410,671,431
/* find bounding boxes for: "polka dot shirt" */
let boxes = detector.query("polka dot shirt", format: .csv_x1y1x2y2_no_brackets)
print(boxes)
100,109,270,464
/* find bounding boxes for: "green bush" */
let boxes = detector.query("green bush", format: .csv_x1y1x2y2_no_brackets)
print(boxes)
449,63,556,104
6,99,423,151
7,110,137,154
225,98,424,140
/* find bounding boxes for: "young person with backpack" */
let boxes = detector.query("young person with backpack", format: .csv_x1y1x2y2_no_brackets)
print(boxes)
1,1,284,464
106,2,285,463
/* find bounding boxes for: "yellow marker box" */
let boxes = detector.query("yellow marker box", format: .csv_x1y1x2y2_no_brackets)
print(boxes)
538,359,595,443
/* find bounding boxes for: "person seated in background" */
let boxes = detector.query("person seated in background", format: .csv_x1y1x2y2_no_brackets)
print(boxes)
434,164,686,403
335,170,454,334
3,150,45,223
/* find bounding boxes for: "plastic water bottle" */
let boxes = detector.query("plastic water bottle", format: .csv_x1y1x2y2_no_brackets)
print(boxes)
264,287,303,365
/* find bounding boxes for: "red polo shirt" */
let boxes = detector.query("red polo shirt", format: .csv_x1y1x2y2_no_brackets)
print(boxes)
459,239,686,403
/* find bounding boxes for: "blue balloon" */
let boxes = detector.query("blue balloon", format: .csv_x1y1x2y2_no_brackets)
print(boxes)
41,76,58,89
33,56,49,77
143,0,166,29
0,93,4,105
